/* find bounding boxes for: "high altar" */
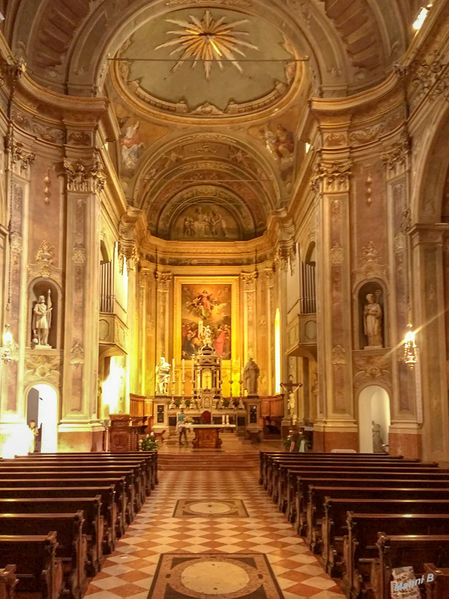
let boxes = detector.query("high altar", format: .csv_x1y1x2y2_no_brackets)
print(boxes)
152,344,261,438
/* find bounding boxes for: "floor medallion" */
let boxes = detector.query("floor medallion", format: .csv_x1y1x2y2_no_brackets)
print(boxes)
173,498,249,517
147,553,284,599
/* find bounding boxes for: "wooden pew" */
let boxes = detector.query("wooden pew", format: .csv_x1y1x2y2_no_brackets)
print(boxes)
258,451,410,486
0,532,64,599
0,486,115,554
0,473,129,533
342,513,449,598
0,513,86,599
286,468,449,522
424,563,449,599
29,452,158,488
0,478,125,540
260,452,419,490
8,458,151,502
268,457,439,499
0,466,139,518
274,460,447,507
0,564,16,599
305,486,449,548
321,498,449,577
372,533,449,599
293,474,449,537
271,459,441,501
0,497,102,575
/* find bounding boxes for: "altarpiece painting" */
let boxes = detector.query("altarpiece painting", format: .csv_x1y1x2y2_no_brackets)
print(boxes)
175,278,238,362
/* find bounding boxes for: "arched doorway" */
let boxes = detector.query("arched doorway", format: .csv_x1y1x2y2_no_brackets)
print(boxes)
358,385,390,453
26,384,58,453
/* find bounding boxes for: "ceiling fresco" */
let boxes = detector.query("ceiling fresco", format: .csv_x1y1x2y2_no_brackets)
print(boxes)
114,7,297,117
3,0,415,245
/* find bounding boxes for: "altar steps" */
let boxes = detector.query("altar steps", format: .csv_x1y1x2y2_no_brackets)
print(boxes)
158,451,259,471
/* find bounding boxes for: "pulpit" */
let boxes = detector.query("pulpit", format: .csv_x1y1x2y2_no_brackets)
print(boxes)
109,414,138,452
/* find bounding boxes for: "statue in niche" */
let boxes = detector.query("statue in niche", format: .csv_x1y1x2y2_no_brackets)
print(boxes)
372,421,386,453
155,357,170,395
244,358,260,396
363,292,383,348
32,290,53,347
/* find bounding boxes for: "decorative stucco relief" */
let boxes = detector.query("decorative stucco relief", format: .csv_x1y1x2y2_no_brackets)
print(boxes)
329,242,344,266
353,352,391,388
240,271,258,291
72,243,87,265
382,133,410,177
63,158,106,193
9,142,35,174
312,160,351,193
331,344,346,365
70,341,85,366
156,271,173,291
28,240,62,286
25,354,61,383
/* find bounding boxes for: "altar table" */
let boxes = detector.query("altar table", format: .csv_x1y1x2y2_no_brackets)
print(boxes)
189,424,236,449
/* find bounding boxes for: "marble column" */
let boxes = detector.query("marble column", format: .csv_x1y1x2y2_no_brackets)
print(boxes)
58,156,105,451
155,271,172,385
240,271,257,363
411,223,449,462
383,141,422,457
315,159,357,450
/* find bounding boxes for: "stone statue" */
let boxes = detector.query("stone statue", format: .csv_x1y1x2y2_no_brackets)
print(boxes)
155,356,171,395
363,293,383,347
372,421,386,453
244,358,260,395
32,290,53,347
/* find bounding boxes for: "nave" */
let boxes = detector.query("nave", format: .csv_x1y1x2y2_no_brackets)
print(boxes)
85,469,343,599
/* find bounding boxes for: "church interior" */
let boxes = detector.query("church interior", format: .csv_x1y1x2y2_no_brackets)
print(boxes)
1,0,449,598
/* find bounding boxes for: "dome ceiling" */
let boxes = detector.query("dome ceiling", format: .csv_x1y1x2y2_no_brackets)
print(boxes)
3,0,414,244
114,7,298,118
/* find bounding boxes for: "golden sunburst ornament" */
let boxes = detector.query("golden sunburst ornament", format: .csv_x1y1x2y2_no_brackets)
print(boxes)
154,10,259,80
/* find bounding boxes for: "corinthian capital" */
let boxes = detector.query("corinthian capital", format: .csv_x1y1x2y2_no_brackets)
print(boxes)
312,160,351,194
63,157,106,193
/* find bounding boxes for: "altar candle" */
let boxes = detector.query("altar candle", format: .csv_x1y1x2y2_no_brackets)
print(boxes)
182,358,185,381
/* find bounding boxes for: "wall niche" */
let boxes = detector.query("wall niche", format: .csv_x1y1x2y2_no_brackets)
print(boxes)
29,279,59,349
358,281,386,350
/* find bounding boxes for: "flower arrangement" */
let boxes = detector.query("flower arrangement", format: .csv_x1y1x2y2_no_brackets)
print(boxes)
140,433,158,451
283,431,299,452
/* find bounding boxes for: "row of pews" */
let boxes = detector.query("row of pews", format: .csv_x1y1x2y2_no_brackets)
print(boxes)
260,451,449,599
0,451,157,599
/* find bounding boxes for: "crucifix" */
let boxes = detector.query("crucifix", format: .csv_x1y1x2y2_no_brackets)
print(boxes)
280,374,302,424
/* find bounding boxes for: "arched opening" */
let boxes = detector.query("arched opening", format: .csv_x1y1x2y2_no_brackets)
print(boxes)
358,385,390,453
26,384,58,453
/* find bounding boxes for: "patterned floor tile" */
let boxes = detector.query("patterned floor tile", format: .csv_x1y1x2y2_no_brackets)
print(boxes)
84,470,344,599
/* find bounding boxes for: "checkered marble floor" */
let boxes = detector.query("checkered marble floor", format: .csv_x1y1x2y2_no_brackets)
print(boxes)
85,471,344,599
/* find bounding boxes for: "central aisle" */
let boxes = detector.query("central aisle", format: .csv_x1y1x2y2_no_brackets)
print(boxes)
85,470,344,599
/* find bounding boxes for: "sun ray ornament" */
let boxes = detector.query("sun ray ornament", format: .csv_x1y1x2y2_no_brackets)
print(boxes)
154,10,259,80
